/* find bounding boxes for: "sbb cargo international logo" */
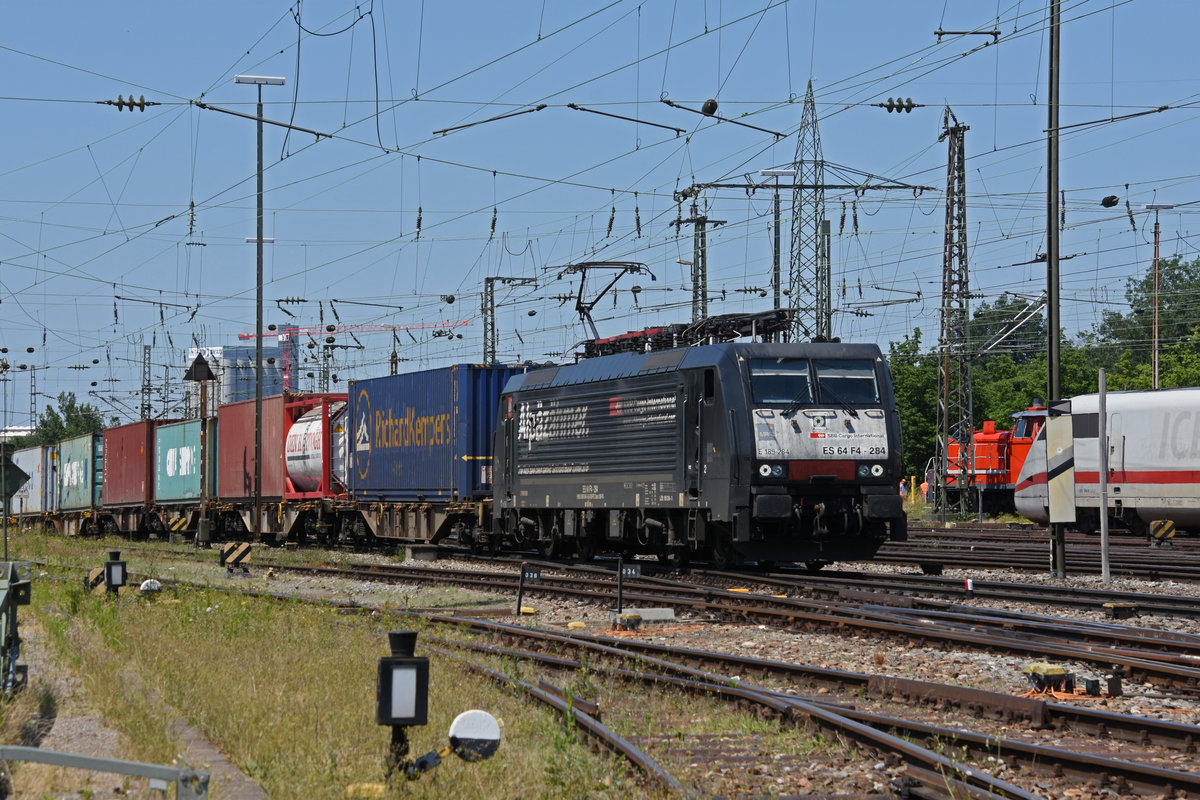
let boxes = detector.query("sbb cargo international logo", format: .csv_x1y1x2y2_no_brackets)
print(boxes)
355,388,372,480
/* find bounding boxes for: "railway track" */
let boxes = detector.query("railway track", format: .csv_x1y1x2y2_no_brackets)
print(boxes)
876,522,1200,579
89,550,1200,699
433,617,1200,798
39,547,1200,797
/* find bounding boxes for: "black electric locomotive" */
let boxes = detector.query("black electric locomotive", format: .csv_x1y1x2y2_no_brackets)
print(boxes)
492,340,906,568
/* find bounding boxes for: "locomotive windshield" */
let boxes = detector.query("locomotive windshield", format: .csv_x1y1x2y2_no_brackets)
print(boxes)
749,357,880,407
749,359,813,404
813,359,880,404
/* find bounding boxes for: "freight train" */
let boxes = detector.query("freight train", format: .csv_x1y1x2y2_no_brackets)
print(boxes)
7,338,907,566
1014,388,1200,535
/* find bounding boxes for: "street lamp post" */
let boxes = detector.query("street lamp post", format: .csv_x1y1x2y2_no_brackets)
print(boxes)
1145,203,1174,391
235,74,285,540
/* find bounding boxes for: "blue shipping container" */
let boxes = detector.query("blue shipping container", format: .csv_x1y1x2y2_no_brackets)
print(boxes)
348,364,521,502
57,433,103,511
155,419,217,503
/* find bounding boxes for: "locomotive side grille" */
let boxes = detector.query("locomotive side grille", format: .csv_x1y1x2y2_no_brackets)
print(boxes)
514,380,680,476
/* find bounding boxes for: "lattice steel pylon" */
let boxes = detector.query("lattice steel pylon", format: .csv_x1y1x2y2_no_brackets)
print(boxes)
140,344,152,420
935,108,974,516
788,80,828,341
482,276,536,363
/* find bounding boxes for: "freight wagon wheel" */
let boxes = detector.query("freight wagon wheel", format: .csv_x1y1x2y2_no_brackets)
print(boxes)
658,547,688,570
539,534,563,559
710,538,742,571
575,537,596,562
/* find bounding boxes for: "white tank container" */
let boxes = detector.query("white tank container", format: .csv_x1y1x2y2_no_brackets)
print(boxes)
285,403,347,493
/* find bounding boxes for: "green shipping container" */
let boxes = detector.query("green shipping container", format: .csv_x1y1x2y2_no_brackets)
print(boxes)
155,419,217,504
57,433,103,511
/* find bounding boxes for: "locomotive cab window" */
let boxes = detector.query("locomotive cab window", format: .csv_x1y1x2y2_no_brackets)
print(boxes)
749,359,813,404
1013,416,1041,439
814,359,879,405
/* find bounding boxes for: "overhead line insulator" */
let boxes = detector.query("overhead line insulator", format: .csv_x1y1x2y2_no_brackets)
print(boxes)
878,98,921,113
101,93,157,112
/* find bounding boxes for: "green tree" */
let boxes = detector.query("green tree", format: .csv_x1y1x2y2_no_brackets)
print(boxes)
12,392,104,447
886,328,937,476
1090,254,1200,368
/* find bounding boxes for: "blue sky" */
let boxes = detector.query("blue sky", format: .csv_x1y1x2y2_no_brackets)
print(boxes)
0,1,1194,425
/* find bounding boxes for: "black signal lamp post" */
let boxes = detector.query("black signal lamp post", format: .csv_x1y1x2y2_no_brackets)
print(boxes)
103,550,127,595
377,630,429,777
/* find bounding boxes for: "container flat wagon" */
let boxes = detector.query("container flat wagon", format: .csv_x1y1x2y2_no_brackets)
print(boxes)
348,364,521,543
103,420,164,534
11,445,55,524
155,418,217,535
54,433,103,535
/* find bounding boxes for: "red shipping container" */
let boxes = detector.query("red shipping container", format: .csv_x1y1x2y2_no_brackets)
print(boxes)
103,420,157,507
218,394,288,501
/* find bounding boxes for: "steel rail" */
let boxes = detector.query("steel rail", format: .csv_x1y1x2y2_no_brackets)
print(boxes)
91,556,1200,696
482,621,1200,795
422,645,686,796
427,625,1037,798
431,620,1200,798
456,621,1200,753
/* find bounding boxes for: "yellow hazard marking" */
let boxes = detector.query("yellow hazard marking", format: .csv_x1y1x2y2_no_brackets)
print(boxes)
85,567,104,591
1151,519,1176,540
223,542,252,565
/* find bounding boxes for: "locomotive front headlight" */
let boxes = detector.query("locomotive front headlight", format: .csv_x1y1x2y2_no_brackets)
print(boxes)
771,464,785,478
870,464,884,477
758,464,772,477
857,465,870,478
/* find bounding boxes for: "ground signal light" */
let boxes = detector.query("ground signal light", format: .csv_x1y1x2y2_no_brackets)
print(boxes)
104,550,127,595
881,98,920,113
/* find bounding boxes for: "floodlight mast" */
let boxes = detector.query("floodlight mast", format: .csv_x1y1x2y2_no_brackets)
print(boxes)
235,74,285,541
234,75,286,86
